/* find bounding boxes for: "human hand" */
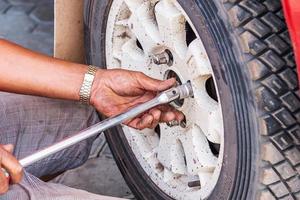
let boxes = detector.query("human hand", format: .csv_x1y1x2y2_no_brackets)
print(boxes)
0,144,23,194
90,69,184,130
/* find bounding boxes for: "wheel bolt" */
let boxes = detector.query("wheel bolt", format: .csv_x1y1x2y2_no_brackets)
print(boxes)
155,162,164,172
151,50,173,66
167,120,180,127
166,119,186,128
188,180,201,188
180,119,186,128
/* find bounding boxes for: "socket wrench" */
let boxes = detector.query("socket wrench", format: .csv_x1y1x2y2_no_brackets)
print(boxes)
2,82,193,177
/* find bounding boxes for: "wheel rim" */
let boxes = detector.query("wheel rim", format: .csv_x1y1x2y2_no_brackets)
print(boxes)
105,0,224,199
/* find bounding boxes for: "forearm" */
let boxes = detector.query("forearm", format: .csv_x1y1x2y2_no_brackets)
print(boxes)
0,39,88,101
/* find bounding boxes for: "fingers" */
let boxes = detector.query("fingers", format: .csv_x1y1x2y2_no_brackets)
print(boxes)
148,109,161,129
128,114,154,130
158,105,185,123
0,168,9,195
0,145,23,184
160,111,176,122
126,91,156,108
2,144,13,153
126,106,185,130
0,144,14,195
137,72,176,92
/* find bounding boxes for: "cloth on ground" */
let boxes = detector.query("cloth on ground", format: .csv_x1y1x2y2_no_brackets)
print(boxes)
4,172,124,200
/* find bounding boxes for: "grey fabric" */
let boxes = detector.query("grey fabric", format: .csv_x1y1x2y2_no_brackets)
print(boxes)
4,172,123,200
0,92,101,199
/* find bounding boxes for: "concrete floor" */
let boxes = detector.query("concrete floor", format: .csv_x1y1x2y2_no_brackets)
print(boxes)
52,134,134,199
0,0,134,199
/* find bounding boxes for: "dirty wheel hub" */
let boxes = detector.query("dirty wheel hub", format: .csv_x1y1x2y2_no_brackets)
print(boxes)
105,0,224,199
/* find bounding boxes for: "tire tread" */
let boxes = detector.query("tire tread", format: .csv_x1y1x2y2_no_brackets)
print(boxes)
225,0,300,199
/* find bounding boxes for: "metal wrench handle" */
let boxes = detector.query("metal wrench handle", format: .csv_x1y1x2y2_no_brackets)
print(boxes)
18,83,193,167
20,96,160,167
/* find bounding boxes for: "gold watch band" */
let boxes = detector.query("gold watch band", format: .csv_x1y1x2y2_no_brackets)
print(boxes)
79,65,98,104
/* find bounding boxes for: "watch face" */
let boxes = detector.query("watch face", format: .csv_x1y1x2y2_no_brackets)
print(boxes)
85,74,95,82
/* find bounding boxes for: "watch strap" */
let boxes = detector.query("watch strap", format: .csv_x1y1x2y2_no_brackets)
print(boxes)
79,65,98,104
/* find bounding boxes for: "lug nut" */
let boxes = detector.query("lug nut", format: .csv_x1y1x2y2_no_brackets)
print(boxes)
151,50,173,66
167,120,180,127
166,118,187,128
180,119,187,128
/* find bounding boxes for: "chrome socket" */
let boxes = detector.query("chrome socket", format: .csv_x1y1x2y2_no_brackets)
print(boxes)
151,50,173,66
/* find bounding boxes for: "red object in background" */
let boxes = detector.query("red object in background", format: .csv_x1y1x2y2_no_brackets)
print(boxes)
282,0,300,81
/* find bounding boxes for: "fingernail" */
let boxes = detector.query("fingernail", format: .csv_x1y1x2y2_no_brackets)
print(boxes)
1,168,9,178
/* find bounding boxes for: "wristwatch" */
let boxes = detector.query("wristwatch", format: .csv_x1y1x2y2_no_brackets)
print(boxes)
79,65,98,104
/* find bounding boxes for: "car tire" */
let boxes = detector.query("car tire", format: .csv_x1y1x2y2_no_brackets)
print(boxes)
84,0,300,199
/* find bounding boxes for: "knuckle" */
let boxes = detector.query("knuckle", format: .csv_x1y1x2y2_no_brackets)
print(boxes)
151,123,158,129
14,165,23,177
11,165,23,179
154,113,161,119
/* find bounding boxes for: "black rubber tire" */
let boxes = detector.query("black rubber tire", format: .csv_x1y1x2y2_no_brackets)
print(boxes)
84,0,300,199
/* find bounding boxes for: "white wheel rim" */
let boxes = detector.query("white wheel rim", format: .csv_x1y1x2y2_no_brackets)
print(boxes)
105,0,224,199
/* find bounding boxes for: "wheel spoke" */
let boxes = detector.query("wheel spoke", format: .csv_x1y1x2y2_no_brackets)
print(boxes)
113,50,122,61
163,168,181,183
116,19,129,27
156,124,177,169
128,128,153,158
157,125,186,173
179,125,217,175
126,1,161,53
198,171,211,188
143,148,158,161
207,105,223,144
185,88,222,144
121,38,147,71
185,39,212,79
155,0,187,58
127,129,163,172
170,140,187,174
124,0,144,12
109,22,131,65
144,128,160,149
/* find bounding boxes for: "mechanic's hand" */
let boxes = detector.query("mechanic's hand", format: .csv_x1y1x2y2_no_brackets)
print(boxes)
0,144,23,194
91,69,184,130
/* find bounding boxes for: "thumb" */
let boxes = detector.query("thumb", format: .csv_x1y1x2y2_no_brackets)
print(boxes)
140,74,176,92
2,144,14,153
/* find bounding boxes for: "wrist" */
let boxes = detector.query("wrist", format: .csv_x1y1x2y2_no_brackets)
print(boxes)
90,68,105,107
